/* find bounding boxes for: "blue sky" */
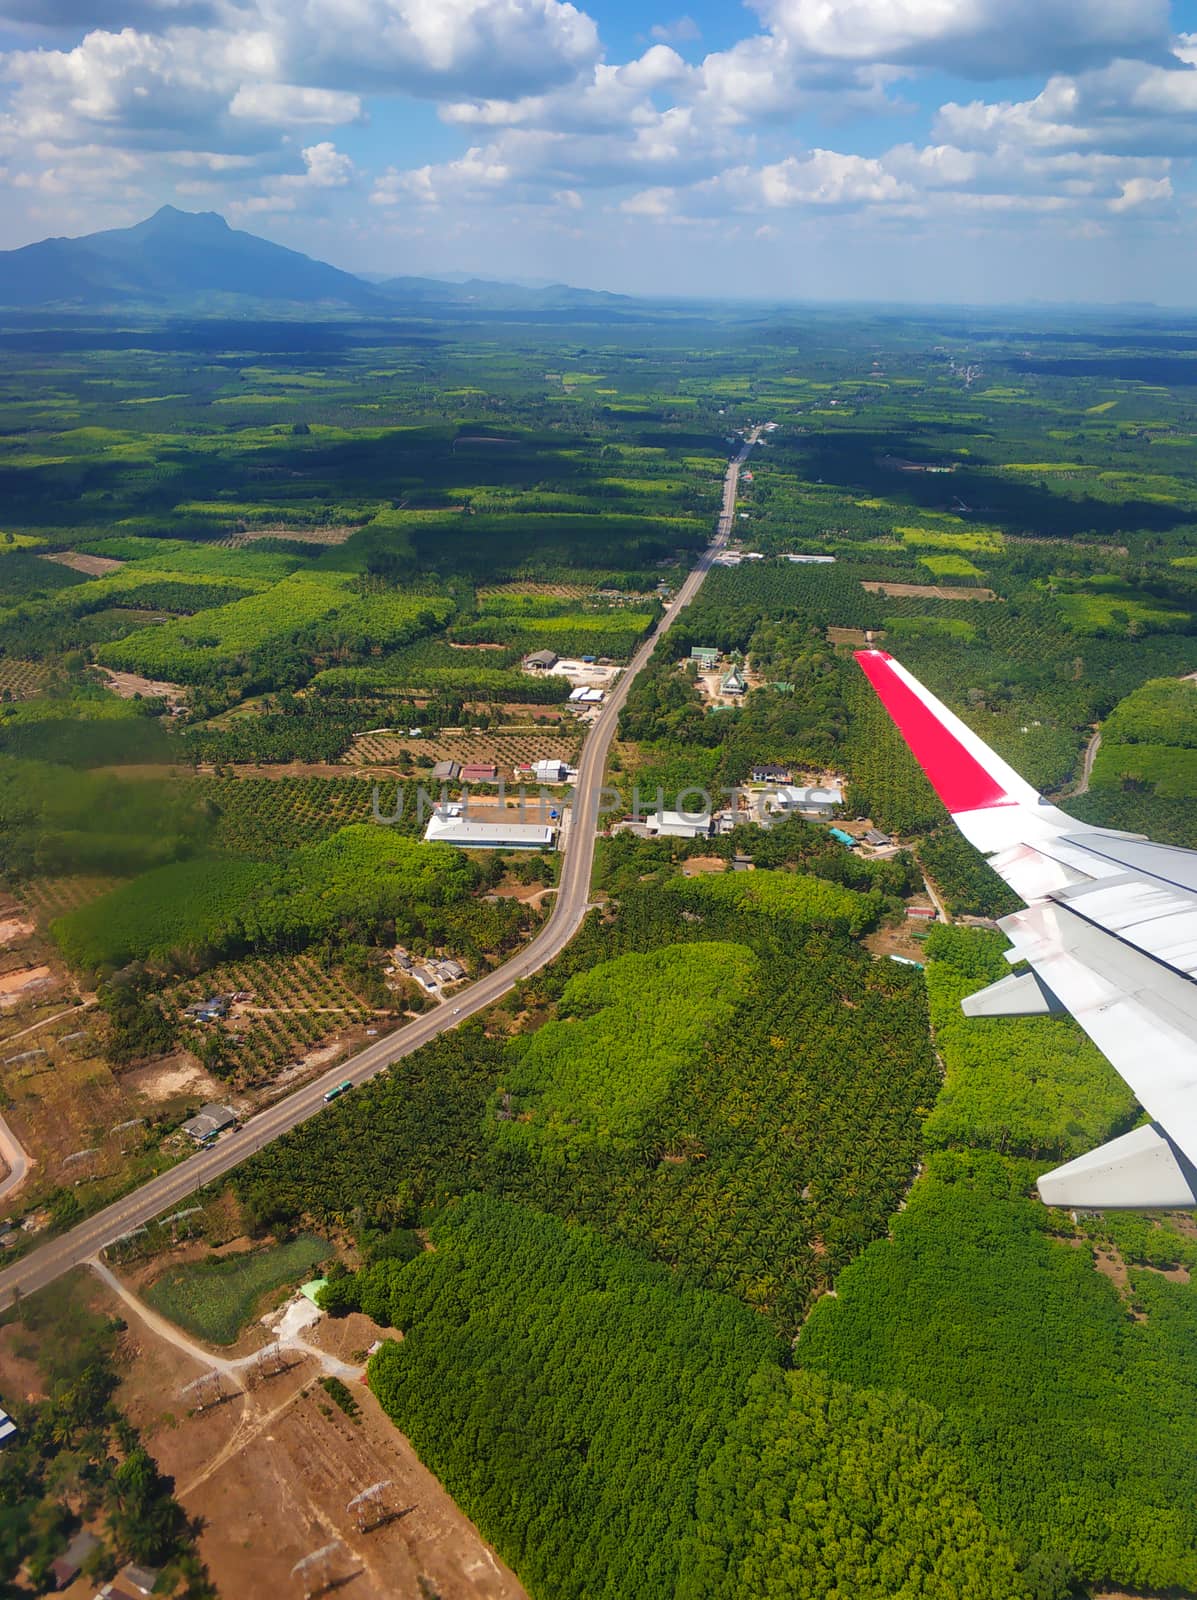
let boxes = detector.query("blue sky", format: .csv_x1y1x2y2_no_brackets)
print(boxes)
3,0,1197,301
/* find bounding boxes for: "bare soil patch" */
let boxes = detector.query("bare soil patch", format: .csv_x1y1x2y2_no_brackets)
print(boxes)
827,626,874,647
42,550,124,576
864,923,929,963
0,965,56,1007
99,667,189,707
861,581,998,601
123,1053,225,1105
78,1272,530,1600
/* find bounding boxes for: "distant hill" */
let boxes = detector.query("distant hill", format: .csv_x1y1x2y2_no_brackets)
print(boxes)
0,206,638,315
0,207,382,310
374,274,633,311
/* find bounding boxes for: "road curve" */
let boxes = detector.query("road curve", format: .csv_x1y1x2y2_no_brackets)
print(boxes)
0,433,758,1312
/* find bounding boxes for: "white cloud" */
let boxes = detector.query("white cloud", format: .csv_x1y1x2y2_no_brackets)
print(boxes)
752,0,1169,78
293,139,354,186
228,83,361,125
650,16,701,45
373,144,510,206
1108,173,1173,210
264,0,600,99
228,192,295,213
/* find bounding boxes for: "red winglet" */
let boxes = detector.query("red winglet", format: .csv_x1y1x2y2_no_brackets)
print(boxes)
855,650,1011,814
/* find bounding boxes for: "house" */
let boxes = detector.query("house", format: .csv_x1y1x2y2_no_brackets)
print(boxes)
103,1565,160,1599
0,1406,16,1449
769,783,844,817
460,762,498,783
646,810,713,840
181,1104,238,1144
431,759,461,782
690,647,720,669
720,666,747,695
50,1529,100,1590
750,764,790,783
424,809,555,851
524,649,559,671
532,758,569,783
183,995,228,1022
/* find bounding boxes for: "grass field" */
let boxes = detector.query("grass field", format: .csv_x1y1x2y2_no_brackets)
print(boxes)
144,1234,330,1344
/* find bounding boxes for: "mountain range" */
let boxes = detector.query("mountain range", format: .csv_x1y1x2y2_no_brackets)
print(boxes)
0,206,631,313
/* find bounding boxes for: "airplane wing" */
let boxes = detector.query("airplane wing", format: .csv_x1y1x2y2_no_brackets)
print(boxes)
856,648,1197,1211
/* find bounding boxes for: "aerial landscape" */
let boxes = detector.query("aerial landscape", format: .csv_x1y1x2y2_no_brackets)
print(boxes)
3,0,1197,1598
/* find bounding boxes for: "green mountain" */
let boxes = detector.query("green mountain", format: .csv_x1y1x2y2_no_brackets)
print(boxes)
0,206,383,310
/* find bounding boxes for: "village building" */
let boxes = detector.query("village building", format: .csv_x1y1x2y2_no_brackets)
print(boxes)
425,807,555,851
181,1104,238,1144
768,783,844,818
646,810,713,840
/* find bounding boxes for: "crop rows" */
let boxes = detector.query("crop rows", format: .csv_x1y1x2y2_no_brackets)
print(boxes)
195,776,378,853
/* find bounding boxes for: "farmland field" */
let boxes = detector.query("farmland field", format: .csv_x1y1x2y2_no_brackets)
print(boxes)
144,1234,330,1344
5,304,1197,1600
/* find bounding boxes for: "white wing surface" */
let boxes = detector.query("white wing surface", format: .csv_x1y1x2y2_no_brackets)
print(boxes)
856,649,1197,1210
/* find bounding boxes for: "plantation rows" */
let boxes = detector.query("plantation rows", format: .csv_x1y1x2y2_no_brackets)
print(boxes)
196,776,380,853
172,954,380,1086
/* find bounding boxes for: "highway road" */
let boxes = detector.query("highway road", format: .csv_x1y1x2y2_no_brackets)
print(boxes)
0,430,759,1312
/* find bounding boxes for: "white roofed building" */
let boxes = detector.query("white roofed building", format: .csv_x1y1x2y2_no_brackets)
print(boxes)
768,783,844,817
646,810,713,839
425,808,556,850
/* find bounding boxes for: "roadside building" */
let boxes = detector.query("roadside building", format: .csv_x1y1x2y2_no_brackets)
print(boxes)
460,762,499,783
181,1104,238,1144
424,809,555,850
768,783,844,817
523,649,559,671
646,810,713,840
431,759,461,782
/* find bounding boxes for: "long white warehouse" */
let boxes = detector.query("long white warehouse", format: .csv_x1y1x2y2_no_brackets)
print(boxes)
425,808,556,850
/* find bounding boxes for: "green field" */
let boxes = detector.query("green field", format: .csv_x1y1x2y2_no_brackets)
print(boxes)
145,1235,330,1344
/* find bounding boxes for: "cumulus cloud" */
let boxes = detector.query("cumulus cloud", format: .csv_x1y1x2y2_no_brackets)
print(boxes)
752,0,1170,79
262,0,600,100
228,82,361,124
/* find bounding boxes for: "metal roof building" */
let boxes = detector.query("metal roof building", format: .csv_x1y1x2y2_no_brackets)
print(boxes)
646,810,713,839
425,810,555,850
181,1104,238,1143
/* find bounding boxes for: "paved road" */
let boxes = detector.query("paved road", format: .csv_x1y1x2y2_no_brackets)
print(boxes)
0,433,758,1313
